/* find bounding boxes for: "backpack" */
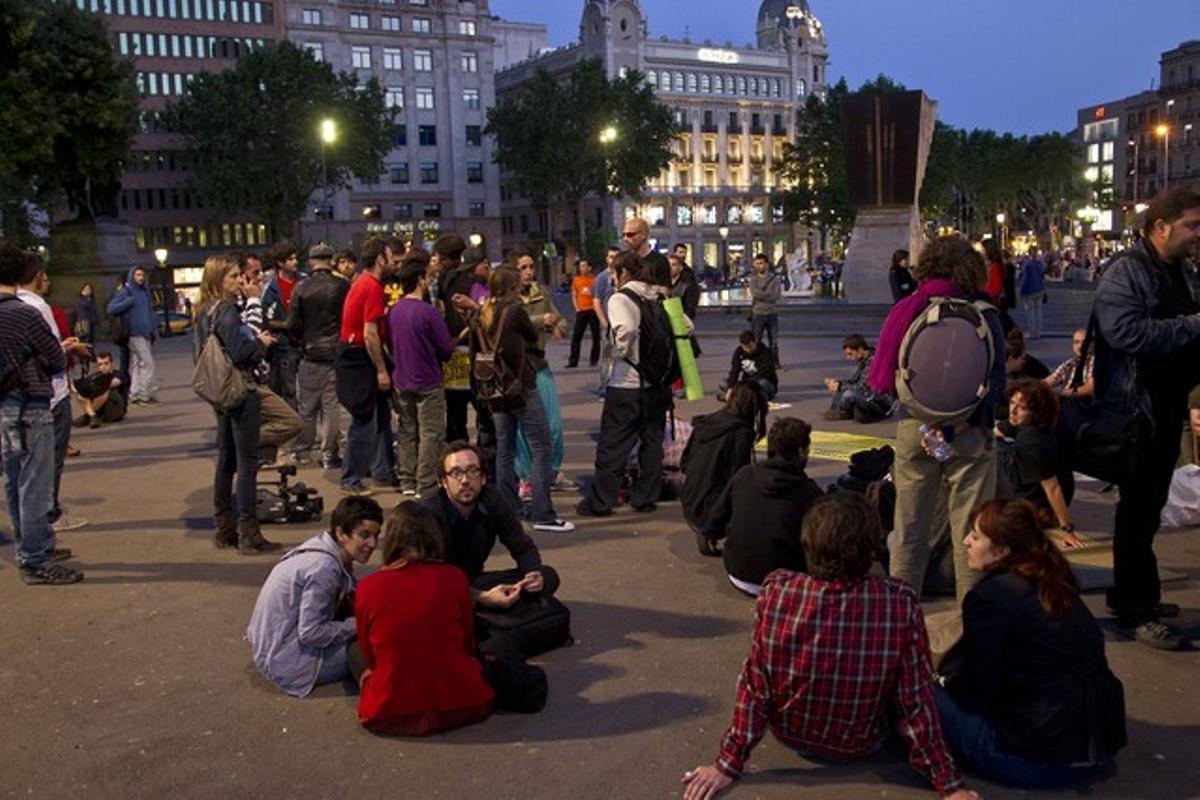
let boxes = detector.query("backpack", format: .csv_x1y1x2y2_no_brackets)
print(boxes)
895,296,996,426
472,304,526,411
619,288,681,389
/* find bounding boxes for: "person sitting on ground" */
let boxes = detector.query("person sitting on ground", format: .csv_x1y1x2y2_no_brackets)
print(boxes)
701,417,823,595
717,330,777,403
246,496,383,697
935,499,1127,788
682,492,978,800
423,442,564,657
1179,384,1200,467
995,379,1085,548
1005,327,1050,381
355,500,545,736
72,350,126,428
1044,327,1094,398
823,333,896,423
680,383,760,556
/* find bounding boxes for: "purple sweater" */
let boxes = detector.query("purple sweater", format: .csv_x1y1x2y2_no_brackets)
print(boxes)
387,298,454,391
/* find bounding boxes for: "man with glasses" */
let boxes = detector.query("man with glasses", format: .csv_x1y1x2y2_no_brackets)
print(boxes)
622,217,671,289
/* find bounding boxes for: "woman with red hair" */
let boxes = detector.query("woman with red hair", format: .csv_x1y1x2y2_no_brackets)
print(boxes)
934,499,1127,789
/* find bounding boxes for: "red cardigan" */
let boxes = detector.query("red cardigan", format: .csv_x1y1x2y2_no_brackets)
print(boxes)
355,561,494,735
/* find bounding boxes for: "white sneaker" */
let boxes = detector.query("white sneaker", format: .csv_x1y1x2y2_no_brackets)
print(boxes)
533,518,575,533
52,513,89,532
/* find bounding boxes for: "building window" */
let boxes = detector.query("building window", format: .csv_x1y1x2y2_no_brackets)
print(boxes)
420,162,438,183
750,204,765,224
468,201,485,217
413,49,432,71
394,126,407,146
393,203,412,220
687,73,698,93
415,87,434,109
676,205,693,226
702,204,717,225
300,7,319,24
1101,141,1114,161
424,202,441,218
418,124,436,145
351,46,371,69
467,161,483,182
648,205,666,226
412,16,430,33
461,51,478,73
349,12,368,29
737,76,747,94
459,19,475,36
383,48,402,70
381,15,399,31
462,88,480,110
700,73,710,93
390,163,409,183
646,70,657,88
385,86,404,109
465,125,482,146
672,72,683,92
362,204,381,219
408,0,427,5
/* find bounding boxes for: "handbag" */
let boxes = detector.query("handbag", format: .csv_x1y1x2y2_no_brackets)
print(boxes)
191,305,249,411
1056,315,1145,485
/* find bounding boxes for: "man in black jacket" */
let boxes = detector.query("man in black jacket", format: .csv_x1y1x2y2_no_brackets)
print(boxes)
718,331,778,402
702,417,823,596
286,244,349,468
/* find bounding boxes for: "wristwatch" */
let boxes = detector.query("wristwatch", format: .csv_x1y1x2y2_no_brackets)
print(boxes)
1063,523,1076,533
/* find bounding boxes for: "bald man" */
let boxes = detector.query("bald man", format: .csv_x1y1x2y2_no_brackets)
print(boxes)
621,217,671,290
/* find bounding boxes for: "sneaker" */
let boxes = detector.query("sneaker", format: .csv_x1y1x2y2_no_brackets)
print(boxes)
20,563,84,585
518,480,533,502
52,513,88,533
339,483,374,497
52,547,73,561
291,452,313,466
1126,620,1184,651
533,518,576,533
552,473,581,492
696,533,722,557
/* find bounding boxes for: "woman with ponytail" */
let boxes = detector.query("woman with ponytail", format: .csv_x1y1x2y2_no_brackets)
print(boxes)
934,498,1126,789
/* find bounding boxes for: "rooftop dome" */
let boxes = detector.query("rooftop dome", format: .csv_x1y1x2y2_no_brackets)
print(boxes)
757,0,812,26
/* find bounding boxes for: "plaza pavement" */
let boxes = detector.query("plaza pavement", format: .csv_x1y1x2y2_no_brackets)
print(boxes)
1,291,1197,799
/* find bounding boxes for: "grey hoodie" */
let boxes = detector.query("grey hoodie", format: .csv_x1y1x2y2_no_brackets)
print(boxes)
750,271,782,316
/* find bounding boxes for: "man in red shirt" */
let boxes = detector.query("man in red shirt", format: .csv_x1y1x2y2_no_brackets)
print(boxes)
336,237,397,495
683,493,979,800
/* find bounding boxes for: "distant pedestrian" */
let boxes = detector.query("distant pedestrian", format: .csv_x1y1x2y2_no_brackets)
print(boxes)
889,249,916,302
749,253,782,368
566,258,600,368
74,283,99,345
1018,247,1046,340
106,266,159,404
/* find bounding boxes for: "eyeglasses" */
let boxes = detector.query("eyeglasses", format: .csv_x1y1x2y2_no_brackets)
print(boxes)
622,231,640,238
445,466,482,482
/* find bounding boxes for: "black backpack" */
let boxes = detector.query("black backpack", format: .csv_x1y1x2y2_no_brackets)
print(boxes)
619,288,681,389
472,305,527,410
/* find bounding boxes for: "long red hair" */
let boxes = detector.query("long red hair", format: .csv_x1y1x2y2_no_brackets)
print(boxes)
970,499,1079,619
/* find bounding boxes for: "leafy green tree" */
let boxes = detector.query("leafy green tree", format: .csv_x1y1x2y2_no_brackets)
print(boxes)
486,58,676,259
0,0,138,242
165,42,395,238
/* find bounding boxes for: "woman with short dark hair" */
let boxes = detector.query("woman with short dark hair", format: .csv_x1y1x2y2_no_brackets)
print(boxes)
935,499,1127,789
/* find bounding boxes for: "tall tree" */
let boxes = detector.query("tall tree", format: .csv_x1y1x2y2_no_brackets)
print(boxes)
0,0,138,242
165,42,395,238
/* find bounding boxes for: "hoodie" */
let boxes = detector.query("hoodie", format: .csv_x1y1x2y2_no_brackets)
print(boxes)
246,533,357,698
706,458,823,586
105,267,157,338
679,409,757,532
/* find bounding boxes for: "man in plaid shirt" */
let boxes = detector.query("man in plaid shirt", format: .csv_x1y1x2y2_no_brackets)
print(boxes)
683,493,980,800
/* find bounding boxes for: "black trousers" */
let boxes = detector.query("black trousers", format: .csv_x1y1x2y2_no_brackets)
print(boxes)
446,389,471,444
470,567,560,658
568,310,601,367
214,391,262,526
583,386,670,512
269,346,300,409
1110,408,1183,621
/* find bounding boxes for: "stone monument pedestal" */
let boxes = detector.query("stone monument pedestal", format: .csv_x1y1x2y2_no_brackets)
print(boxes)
841,206,923,305
48,217,141,307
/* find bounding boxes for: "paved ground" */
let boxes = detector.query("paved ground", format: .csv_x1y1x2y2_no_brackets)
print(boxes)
1,298,1198,800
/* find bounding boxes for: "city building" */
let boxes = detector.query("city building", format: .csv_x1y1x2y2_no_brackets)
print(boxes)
287,0,544,261
495,0,829,276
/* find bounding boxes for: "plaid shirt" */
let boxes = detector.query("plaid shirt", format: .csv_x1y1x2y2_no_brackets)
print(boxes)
715,571,963,795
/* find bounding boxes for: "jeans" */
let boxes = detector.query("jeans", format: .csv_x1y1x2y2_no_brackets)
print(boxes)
269,346,300,409
128,335,158,401
315,642,350,687
752,313,780,367
569,309,601,366
395,387,446,493
1021,292,1045,339
214,390,262,526
581,386,670,513
597,330,614,394
257,386,302,463
832,387,893,423
342,390,393,488
293,359,342,461
933,686,1102,790
494,388,556,523
50,398,71,522
515,366,564,481
1,401,57,568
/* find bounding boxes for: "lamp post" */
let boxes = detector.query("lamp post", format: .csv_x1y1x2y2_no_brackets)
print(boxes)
319,118,337,243
153,247,171,337
718,224,730,277
995,212,1007,251
1128,137,1140,203
1155,123,1170,190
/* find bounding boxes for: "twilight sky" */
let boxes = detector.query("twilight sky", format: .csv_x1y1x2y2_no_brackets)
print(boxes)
488,0,1195,135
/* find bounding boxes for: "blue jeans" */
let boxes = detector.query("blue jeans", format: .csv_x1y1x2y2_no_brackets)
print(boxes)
315,643,350,687
1,400,57,568
515,366,564,481
214,391,262,526
494,388,556,523
934,686,1103,790
342,390,393,488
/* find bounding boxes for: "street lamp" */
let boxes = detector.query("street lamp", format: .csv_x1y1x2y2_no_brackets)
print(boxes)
718,224,730,276
995,212,1007,250
319,118,337,243
598,125,619,145
468,232,483,248
153,248,171,337
1155,123,1170,189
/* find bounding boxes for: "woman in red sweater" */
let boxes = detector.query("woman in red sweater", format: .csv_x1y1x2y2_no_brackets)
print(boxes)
355,501,496,735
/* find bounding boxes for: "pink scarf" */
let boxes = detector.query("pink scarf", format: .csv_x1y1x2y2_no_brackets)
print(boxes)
867,278,960,396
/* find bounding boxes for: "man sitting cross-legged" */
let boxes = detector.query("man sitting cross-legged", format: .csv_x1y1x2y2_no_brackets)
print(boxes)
72,351,126,428
423,441,565,658
682,492,979,800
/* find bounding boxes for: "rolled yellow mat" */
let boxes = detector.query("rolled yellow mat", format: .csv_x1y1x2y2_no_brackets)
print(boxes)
663,296,704,401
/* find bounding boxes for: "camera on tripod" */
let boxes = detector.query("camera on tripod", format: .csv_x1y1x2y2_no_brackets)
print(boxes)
256,464,324,524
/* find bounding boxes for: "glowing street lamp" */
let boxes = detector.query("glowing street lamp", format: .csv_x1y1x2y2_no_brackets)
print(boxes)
153,248,171,336
598,125,619,145
1155,124,1170,189
319,118,337,242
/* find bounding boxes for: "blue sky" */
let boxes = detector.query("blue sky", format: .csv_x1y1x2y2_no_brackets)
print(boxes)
488,0,1195,135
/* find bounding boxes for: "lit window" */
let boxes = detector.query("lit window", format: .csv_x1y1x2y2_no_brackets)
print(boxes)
646,70,657,88
463,88,480,110
303,42,323,61
714,74,724,93
700,74,710,93
351,46,371,69
415,87,434,109
381,15,399,31
385,87,404,109
413,49,432,71
727,204,743,224
687,73,697,93
412,17,430,33
349,12,368,29
459,19,476,36
461,52,478,73
649,205,666,226
301,8,319,24
676,205,693,226
383,48,402,70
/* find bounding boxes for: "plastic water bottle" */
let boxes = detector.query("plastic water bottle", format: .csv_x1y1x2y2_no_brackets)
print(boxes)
919,424,955,463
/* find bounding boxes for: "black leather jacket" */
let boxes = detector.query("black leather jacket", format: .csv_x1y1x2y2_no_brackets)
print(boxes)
285,268,349,363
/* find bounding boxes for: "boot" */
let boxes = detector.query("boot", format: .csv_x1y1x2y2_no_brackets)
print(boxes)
238,518,283,555
213,511,238,550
